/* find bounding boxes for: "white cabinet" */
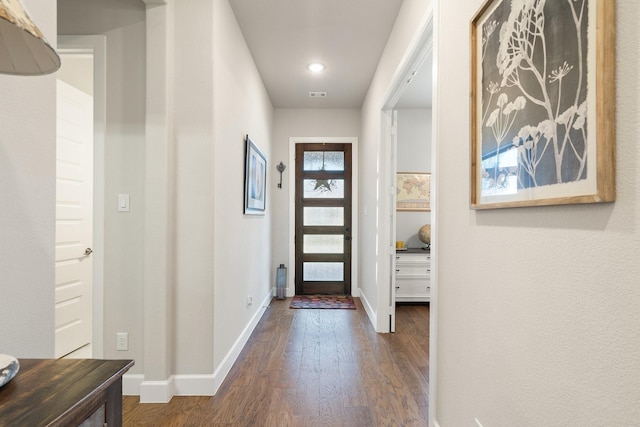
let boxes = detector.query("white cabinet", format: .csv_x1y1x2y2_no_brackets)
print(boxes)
395,251,430,302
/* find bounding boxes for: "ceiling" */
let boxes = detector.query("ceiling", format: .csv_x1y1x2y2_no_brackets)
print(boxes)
394,54,433,109
228,0,431,109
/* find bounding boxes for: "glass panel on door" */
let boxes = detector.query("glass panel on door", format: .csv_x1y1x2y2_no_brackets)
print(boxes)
303,235,344,254
303,207,344,226
303,263,344,281
303,151,345,171
303,179,345,198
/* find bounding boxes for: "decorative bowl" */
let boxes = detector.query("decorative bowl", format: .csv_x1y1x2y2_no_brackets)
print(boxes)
0,354,19,388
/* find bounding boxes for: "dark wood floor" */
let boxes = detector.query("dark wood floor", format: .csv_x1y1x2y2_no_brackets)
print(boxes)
123,299,430,426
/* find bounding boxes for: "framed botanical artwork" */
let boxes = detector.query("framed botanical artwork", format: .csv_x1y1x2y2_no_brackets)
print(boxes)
470,0,615,209
244,135,266,215
396,172,431,211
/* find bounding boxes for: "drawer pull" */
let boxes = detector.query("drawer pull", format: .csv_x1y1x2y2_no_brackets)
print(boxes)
395,269,400,272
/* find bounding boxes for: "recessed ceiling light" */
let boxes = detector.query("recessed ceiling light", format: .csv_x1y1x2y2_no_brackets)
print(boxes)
307,63,325,73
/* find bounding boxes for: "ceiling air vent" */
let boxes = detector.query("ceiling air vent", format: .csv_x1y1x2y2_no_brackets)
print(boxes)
309,92,327,98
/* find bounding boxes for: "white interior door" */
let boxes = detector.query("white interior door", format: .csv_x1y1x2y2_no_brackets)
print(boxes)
55,79,94,358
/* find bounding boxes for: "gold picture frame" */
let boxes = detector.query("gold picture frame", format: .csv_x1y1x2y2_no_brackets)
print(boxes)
396,172,431,211
470,0,615,209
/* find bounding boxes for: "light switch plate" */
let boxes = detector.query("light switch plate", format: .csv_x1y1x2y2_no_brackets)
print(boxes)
118,194,130,212
116,332,128,351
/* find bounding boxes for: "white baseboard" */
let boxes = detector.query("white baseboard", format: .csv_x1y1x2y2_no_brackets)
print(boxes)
125,373,217,401
123,373,144,396
139,377,175,403
358,287,376,327
124,291,272,401
212,291,272,394
173,374,215,396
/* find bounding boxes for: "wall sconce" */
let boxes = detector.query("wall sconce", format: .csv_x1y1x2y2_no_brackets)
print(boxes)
0,0,61,75
276,161,286,188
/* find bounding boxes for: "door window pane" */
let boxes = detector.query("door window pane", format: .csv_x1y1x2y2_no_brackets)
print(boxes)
303,179,344,198
303,151,344,171
303,262,344,281
303,235,344,254
303,207,344,226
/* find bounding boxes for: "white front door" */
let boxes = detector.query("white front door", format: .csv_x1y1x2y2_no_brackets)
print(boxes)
55,79,94,358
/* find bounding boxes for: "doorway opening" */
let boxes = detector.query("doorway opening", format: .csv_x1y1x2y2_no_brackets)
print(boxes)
382,18,434,333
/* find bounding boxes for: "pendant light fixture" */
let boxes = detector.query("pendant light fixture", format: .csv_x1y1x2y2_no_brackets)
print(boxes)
0,0,61,75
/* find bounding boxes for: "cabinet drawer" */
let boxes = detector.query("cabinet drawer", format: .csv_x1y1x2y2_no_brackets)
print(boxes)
396,253,427,262
396,256,429,277
396,266,428,278
396,277,429,302
396,278,426,294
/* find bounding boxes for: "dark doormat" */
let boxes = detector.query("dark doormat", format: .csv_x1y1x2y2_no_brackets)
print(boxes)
289,295,356,309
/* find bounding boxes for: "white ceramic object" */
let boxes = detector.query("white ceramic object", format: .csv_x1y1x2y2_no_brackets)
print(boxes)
0,354,19,388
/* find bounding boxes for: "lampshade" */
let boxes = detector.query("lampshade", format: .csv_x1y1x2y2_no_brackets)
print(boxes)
0,0,60,75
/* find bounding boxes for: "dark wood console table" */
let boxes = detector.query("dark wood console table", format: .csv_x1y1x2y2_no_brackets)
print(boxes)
0,358,133,426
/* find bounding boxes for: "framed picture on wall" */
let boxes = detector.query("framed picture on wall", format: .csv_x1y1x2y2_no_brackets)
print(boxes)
396,172,431,211
470,0,615,209
244,135,266,215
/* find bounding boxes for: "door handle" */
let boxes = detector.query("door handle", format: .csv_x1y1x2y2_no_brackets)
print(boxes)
84,248,93,256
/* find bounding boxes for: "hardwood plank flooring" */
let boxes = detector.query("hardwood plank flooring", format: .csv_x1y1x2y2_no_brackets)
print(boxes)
123,299,429,426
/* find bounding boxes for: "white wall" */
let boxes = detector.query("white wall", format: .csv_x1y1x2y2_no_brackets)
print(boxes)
0,0,57,358
360,0,433,331
434,0,640,425
211,0,274,379
58,0,147,373
397,109,432,172
60,0,276,392
396,109,431,247
271,108,361,294
171,0,215,376
57,55,94,96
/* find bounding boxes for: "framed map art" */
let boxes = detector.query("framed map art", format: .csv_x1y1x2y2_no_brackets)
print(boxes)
396,172,431,211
